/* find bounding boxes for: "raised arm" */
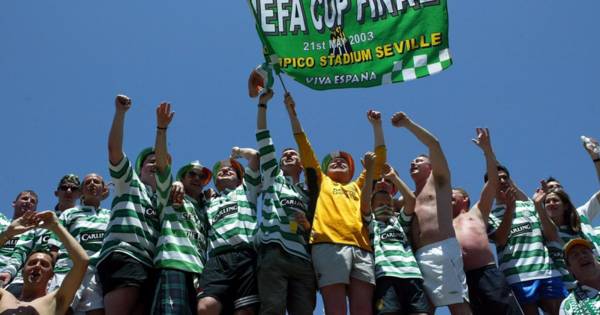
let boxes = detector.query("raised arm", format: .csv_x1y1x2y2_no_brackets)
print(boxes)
582,137,600,206
533,181,560,242
493,187,517,247
383,164,416,215
285,93,322,180
231,147,260,173
155,102,174,173
36,211,89,315
360,152,376,216
108,95,132,165
284,92,303,135
257,89,273,130
356,110,387,188
255,90,280,186
391,112,449,184
472,128,498,222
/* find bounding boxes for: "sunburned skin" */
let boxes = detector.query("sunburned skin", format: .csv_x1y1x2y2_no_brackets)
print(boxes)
453,211,495,271
412,174,455,250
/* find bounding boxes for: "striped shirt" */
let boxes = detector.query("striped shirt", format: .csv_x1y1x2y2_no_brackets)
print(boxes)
0,228,53,279
97,154,159,268
550,209,600,290
205,167,261,257
488,200,561,284
0,214,18,269
256,129,312,261
367,211,422,280
48,205,111,274
154,165,209,273
559,284,600,315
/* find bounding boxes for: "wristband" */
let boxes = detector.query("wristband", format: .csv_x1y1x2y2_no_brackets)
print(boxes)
157,126,167,130
258,103,267,108
594,158,600,163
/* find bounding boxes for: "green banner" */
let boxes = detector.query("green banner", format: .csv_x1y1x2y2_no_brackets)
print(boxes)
250,0,452,90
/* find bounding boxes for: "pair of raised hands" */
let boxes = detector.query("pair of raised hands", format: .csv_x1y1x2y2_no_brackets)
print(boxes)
5,211,59,238
114,95,175,129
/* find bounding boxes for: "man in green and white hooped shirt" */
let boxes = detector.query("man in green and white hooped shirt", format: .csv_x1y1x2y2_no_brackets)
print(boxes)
196,148,261,315
53,174,82,216
151,102,211,315
36,174,81,290
559,238,600,315
0,190,39,294
360,151,430,315
488,165,566,314
254,89,317,315
47,173,110,315
1,191,56,298
96,94,160,315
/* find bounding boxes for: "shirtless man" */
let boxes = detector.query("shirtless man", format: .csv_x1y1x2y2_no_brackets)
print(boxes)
452,128,522,315
0,211,89,315
391,112,471,315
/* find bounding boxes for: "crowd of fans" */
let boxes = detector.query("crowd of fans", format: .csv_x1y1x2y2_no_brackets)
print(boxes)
0,79,599,315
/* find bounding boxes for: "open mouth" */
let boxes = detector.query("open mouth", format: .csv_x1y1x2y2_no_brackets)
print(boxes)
28,271,41,283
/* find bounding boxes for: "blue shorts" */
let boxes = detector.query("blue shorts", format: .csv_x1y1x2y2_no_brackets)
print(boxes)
510,277,567,304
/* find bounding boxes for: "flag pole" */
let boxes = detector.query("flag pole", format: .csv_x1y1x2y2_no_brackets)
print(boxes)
247,0,290,94
277,73,289,94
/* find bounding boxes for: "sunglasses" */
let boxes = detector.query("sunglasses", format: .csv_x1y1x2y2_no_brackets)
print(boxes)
59,185,80,192
187,170,207,179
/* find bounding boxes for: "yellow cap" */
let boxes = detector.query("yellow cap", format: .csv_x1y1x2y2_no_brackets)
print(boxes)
563,238,594,258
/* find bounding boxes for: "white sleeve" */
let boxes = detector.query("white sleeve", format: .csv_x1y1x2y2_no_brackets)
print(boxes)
577,191,600,221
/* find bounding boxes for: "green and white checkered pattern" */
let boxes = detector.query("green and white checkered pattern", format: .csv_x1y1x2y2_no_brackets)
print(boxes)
367,211,422,280
154,165,209,274
97,154,159,268
205,167,261,257
488,200,561,285
381,48,452,84
256,129,311,261
48,205,111,275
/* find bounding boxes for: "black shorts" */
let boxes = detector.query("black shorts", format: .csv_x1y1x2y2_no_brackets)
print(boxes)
466,264,523,315
197,248,259,312
97,252,156,296
373,277,430,315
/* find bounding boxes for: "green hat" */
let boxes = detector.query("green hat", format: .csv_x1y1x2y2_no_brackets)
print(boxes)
135,147,155,175
321,151,355,178
57,174,80,189
212,159,245,186
176,161,212,186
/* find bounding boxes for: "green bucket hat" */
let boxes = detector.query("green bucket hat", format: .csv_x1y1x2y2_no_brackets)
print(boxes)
135,147,155,175
321,151,355,178
212,159,245,186
177,160,212,186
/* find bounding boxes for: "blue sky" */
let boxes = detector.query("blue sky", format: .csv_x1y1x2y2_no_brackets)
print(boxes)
1,1,599,314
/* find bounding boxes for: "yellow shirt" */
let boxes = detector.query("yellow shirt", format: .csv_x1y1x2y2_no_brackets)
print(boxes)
294,132,386,251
